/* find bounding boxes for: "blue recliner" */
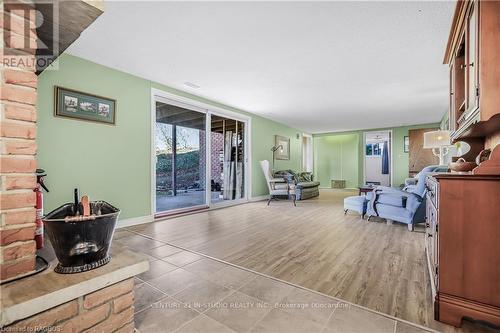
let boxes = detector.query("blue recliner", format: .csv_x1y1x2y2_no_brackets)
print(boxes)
404,165,448,192
366,167,444,231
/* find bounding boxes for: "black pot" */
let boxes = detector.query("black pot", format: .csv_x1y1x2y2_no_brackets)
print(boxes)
43,201,120,274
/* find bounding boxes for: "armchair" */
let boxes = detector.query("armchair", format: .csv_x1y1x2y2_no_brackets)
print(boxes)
404,165,448,191
367,167,437,231
259,160,296,206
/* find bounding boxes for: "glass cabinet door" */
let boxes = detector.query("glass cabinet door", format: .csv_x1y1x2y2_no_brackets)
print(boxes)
466,2,478,112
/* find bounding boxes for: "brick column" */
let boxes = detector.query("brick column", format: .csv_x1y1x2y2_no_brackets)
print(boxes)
1,0,38,281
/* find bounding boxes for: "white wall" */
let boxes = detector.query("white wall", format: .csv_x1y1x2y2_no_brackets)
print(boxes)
365,156,390,186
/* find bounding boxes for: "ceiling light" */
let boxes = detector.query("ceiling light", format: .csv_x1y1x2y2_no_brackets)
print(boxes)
184,82,200,89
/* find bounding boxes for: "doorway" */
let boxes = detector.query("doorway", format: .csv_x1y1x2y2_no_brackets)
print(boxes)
302,134,313,172
363,131,392,186
152,89,249,216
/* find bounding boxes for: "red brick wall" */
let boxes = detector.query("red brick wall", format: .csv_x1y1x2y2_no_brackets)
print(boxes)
0,0,38,281
199,130,206,189
3,278,135,333
199,132,225,189
210,132,224,185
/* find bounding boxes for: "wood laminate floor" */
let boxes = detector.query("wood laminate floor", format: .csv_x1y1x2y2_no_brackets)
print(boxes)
127,190,498,333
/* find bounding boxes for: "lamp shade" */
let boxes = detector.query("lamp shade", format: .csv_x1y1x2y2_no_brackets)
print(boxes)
423,130,451,148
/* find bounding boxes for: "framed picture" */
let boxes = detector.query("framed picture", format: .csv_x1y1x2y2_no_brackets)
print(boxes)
404,136,409,153
274,135,290,160
54,86,116,125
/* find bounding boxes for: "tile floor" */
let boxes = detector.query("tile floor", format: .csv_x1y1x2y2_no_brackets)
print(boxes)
113,229,436,333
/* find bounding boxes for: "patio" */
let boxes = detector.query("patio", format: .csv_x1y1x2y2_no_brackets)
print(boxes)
156,191,223,212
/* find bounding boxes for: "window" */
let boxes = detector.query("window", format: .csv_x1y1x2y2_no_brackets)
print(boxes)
366,143,382,156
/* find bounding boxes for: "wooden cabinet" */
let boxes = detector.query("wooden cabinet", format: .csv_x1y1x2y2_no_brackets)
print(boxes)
425,176,439,301
444,0,500,142
425,173,500,327
434,3,500,326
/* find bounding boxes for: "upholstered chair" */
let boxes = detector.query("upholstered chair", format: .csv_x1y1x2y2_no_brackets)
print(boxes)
366,166,441,231
404,165,448,191
259,160,296,206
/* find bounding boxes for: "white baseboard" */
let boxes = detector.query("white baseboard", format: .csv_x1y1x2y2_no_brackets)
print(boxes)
116,215,154,228
249,195,269,202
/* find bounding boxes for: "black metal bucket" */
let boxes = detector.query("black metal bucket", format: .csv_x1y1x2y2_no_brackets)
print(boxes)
43,201,120,274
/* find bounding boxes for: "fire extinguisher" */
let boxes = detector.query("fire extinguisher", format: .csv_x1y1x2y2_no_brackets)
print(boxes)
35,169,49,249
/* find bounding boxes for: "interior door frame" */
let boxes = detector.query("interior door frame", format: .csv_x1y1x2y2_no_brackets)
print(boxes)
362,130,393,187
150,88,251,217
302,133,313,172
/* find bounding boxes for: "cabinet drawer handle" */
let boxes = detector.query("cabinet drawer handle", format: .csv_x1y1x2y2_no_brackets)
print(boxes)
427,233,433,238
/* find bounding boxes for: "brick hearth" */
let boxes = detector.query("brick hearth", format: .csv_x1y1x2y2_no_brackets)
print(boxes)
5,279,135,333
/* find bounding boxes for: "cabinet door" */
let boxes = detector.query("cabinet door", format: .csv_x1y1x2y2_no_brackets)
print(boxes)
429,202,438,271
466,1,479,112
449,61,456,133
433,211,439,287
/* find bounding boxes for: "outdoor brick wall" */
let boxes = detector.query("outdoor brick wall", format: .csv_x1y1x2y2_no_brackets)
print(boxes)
211,132,224,185
0,0,38,281
2,278,135,333
199,130,206,189
198,132,224,189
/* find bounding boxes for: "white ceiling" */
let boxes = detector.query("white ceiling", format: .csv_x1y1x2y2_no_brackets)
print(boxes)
67,1,455,134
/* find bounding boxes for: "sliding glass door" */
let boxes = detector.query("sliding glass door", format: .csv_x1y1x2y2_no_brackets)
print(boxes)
153,92,248,216
155,101,207,214
210,115,245,204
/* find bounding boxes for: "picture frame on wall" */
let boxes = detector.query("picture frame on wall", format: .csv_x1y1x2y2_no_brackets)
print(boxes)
274,135,290,160
54,86,116,125
404,136,409,153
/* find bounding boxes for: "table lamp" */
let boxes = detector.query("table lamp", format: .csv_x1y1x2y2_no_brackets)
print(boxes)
423,130,451,165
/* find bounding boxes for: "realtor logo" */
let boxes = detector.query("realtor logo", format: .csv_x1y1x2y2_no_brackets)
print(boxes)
2,0,59,71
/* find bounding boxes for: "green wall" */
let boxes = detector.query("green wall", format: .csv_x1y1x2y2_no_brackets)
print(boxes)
440,111,449,130
313,134,359,188
313,123,440,188
37,54,302,220
250,117,302,196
